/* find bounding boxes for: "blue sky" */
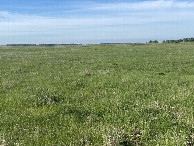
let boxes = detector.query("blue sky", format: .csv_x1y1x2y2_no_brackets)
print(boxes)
0,0,194,44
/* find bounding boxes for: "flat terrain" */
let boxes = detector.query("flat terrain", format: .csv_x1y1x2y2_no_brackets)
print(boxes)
0,44,193,145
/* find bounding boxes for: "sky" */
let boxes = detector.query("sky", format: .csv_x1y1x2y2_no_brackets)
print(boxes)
0,0,194,44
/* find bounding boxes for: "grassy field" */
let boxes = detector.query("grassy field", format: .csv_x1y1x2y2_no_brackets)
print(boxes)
0,43,193,145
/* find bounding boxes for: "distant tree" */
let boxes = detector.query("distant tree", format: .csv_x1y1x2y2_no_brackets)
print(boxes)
178,39,183,43
183,38,189,42
149,40,158,43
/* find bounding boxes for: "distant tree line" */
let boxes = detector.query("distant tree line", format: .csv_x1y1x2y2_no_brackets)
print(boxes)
162,38,194,43
148,40,158,43
6,44,82,46
6,44,37,46
39,43,82,46
148,37,194,44
101,43,132,44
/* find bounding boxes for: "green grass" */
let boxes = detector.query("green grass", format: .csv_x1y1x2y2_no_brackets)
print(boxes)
0,43,193,145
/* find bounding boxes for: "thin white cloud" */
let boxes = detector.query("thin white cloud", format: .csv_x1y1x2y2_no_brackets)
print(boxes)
90,0,194,11
0,10,193,28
